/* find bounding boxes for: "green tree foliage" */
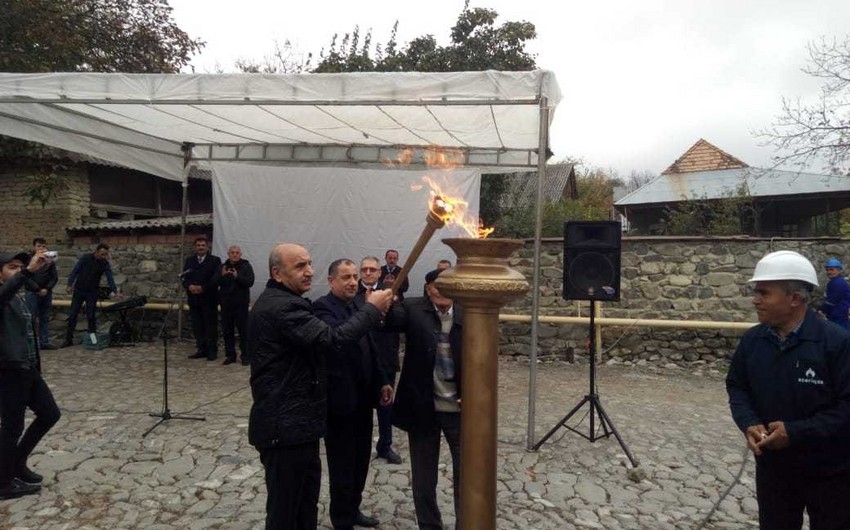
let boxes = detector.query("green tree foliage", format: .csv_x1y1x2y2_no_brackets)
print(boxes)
0,0,203,73
760,36,850,175
495,165,617,238
0,0,203,205
300,3,537,226
664,182,755,236
311,6,537,73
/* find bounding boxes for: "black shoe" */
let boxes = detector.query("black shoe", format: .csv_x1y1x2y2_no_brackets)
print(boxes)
41,343,58,350
240,358,250,366
377,448,403,464
354,511,379,528
0,478,41,500
207,355,218,361
16,465,43,485
188,352,206,359
223,358,236,365
60,340,73,348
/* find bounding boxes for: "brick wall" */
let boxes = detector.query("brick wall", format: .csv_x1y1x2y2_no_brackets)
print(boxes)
0,167,89,247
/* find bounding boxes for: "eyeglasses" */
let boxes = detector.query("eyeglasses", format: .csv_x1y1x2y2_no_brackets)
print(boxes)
360,267,379,273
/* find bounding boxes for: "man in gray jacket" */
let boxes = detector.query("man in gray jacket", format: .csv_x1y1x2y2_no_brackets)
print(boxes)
0,250,61,500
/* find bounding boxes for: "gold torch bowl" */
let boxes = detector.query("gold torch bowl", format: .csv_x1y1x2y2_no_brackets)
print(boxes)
434,237,528,530
435,238,529,304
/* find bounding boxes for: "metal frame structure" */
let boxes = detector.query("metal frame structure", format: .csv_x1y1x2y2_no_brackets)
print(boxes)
0,71,560,448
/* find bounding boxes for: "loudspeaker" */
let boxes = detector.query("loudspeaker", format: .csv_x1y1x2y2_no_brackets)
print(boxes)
563,221,621,301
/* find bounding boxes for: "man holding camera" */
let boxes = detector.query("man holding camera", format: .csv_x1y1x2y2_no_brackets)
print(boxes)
218,245,254,365
0,250,61,500
25,238,59,349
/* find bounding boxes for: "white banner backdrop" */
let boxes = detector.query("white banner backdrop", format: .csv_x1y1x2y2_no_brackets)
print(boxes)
210,162,481,301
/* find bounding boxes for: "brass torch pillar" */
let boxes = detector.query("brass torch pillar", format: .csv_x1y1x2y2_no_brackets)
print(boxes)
435,238,529,530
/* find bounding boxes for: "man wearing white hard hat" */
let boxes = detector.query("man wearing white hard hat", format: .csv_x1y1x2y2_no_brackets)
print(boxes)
726,250,850,530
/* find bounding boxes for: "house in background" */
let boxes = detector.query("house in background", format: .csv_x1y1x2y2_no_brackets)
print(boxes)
615,139,850,236
0,147,211,248
500,163,577,209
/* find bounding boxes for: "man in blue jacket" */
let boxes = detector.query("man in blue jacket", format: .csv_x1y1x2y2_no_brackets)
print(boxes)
62,243,119,347
726,250,850,530
817,257,850,329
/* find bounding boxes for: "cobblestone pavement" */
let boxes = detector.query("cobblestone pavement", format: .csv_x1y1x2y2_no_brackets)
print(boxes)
0,342,770,530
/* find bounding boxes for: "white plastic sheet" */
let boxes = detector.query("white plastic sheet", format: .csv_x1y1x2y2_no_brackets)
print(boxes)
211,162,481,301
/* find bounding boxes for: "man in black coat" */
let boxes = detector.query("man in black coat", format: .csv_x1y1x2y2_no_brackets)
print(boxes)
217,245,255,366
359,255,403,464
392,268,463,530
24,238,59,349
183,237,221,361
0,250,61,500
248,243,394,530
379,249,409,297
314,259,393,530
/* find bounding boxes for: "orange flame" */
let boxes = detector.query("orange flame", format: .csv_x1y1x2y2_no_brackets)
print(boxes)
383,146,493,238
423,176,492,238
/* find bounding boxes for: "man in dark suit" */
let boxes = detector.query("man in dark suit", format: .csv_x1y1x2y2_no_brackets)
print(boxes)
392,268,463,530
314,259,392,530
379,249,409,297
183,237,221,361
359,255,403,465
217,245,255,365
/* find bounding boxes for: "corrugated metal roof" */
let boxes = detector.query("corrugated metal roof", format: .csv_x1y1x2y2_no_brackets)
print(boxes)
500,164,576,208
615,167,850,206
67,213,212,233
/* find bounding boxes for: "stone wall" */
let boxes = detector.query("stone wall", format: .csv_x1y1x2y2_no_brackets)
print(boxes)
500,236,850,364
37,236,210,345
0,167,89,247
7,234,849,360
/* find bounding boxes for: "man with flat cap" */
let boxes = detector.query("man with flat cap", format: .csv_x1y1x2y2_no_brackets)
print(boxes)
392,268,464,530
0,250,61,500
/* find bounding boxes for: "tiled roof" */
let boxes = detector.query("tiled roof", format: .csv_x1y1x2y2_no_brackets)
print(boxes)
662,139,748,174
67,213,212,233
500,163,576,208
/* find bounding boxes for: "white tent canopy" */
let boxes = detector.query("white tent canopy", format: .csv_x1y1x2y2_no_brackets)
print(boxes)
0,70,561,180
0,70,560,449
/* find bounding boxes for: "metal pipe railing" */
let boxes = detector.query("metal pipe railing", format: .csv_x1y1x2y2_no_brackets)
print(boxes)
499,313,755,330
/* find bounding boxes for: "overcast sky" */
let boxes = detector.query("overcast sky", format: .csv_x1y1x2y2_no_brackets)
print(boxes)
168,0,848,177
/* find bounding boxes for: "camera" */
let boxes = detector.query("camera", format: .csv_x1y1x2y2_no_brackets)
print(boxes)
45,251,58,259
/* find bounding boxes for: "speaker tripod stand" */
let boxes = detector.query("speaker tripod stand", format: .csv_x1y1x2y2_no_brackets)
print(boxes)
142,276,205,437
533,301,639,467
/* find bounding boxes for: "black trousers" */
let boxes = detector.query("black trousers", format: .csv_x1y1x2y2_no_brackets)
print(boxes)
66,289,98,340
408,411,461,530
220,299,249,359
376,373,397,455
756,461,850,530
325,402,374,529
259,441,321,530
188,297,218,358
0,368,61,485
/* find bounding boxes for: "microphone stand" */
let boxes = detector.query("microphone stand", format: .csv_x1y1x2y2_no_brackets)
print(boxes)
143,271,205,437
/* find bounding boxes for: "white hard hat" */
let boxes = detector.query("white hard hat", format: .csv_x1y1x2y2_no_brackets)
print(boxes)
749,250,818,288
